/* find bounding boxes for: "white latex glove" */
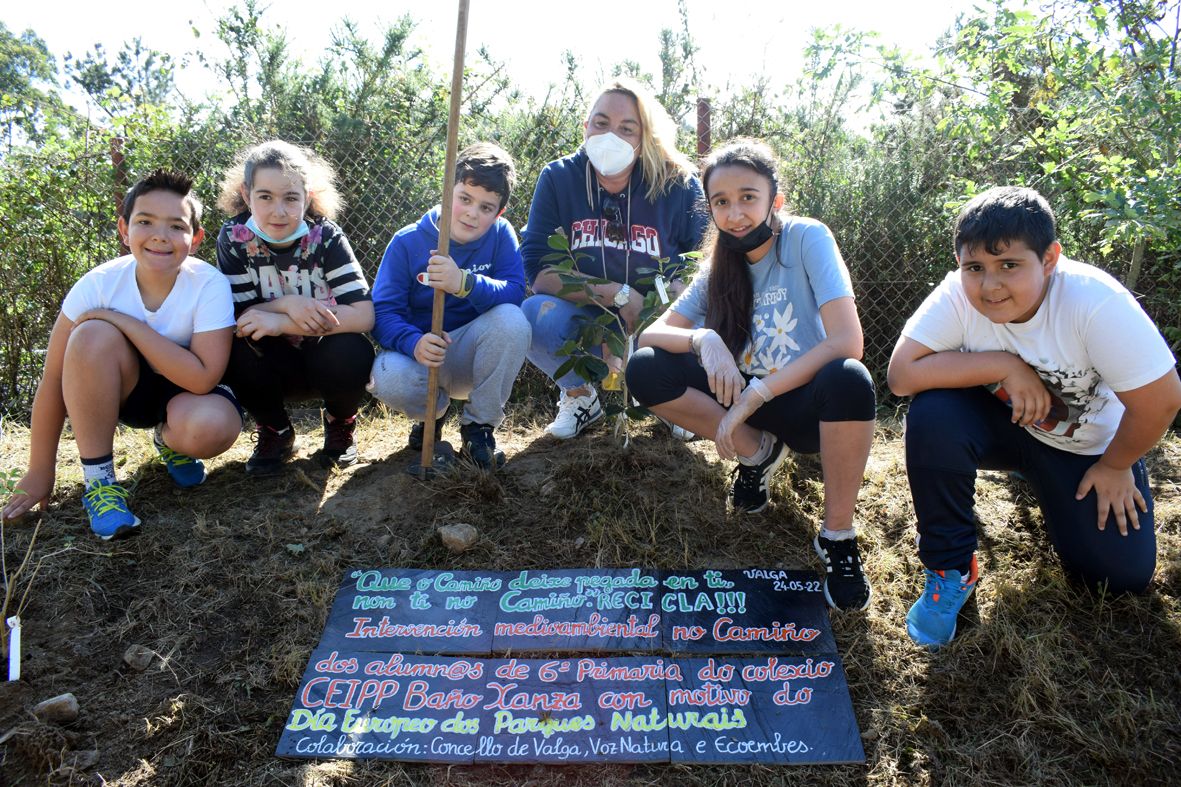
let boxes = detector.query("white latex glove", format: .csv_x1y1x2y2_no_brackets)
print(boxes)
715,384,766,460
693,328,745,407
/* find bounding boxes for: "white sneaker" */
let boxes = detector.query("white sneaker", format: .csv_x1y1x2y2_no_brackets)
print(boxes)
546,388,604,439
655,415,695,442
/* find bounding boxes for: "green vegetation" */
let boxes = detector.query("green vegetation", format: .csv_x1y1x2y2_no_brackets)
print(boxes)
1,0,1177,417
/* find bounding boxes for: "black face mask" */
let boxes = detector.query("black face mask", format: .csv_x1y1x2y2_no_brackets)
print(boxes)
716,219,774,253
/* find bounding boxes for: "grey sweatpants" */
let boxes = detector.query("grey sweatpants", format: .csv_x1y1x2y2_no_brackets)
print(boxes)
368,303,531,428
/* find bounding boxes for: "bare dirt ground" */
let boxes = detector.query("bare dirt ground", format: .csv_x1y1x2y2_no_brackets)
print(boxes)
1,390,1178,786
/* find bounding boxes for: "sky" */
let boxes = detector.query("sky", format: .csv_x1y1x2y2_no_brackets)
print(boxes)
3,0,982,112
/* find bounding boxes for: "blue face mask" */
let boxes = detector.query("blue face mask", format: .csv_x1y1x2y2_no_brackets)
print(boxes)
245,215,310,246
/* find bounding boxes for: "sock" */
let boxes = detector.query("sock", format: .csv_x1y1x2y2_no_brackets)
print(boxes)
820,526,857,542
738,431,774,466
152,424,168,451
81,454,116,488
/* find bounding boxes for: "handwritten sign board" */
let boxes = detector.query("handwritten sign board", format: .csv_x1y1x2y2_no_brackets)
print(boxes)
320,569,830,656
276,651,863,765
282,567,863,765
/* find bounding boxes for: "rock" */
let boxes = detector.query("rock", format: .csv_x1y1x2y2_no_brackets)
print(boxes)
32,693,78,724
574,537,586,548
123,644,154,672
438,523,479,553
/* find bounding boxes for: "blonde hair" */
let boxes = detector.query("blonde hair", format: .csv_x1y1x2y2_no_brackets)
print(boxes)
217,140,343,220
588,77,696,202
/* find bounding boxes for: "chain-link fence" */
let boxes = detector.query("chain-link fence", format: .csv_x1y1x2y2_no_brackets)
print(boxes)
2,105,1177,422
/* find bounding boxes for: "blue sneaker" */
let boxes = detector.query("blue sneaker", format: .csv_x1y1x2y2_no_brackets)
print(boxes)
906,555,979,648
156,443,207,488
82,481,141,540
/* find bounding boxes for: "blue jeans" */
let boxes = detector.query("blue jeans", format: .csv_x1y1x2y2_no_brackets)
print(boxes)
521,294,612,389
904,387,1156,594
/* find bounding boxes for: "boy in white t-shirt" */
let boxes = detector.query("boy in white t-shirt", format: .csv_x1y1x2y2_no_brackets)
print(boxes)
888,186,1181,648
2,170,243,539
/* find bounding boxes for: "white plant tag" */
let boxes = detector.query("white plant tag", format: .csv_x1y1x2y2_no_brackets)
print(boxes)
654,275,669,305
7,616,20,681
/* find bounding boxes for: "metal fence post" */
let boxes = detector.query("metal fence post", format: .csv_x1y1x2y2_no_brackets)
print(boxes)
696,97,710,156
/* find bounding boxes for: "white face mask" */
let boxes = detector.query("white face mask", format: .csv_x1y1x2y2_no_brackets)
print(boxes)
584,131,638,177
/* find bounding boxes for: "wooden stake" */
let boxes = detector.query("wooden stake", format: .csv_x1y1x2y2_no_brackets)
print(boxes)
417,0,470,475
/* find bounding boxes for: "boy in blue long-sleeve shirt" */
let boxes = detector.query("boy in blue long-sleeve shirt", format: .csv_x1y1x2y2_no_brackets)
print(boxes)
369,143,530,468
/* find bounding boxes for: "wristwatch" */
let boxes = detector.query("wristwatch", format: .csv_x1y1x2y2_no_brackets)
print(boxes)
613,283,631,309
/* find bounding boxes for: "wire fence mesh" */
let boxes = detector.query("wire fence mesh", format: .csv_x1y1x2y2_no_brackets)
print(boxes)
1,106,1176,422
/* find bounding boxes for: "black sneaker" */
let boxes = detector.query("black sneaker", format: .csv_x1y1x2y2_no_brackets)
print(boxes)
246,423,295,476
408,404,451,451
729,438,788,513
459,422,505,470
319,414,358,467
813,534,872,611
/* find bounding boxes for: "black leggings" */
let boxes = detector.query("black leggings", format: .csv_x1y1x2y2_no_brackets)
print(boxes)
626,348,875,453
223,333,375,428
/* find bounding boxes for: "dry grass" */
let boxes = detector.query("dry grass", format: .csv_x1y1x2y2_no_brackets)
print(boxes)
0,396,1179,786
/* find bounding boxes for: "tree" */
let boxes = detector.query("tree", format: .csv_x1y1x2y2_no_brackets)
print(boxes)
0,23,62,149
64,38,176,120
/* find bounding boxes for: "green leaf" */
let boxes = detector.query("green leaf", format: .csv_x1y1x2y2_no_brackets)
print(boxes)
547,233,570,251
554,358,577,380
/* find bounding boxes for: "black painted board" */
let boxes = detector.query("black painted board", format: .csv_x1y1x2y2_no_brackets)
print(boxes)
275,648,488,763
665,656,864,765
472,657,672,764
319,569,501,655
660,569,836,655
490,569,664,653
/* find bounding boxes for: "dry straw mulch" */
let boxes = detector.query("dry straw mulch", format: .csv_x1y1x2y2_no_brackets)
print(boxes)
1,401,1178,786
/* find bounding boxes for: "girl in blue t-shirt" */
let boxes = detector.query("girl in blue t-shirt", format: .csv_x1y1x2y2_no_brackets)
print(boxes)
626,138,876,611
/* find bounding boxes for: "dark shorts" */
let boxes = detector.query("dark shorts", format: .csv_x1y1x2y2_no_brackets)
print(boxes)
119,353,244,429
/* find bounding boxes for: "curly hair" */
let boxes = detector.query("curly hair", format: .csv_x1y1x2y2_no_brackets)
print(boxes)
217,140,343,220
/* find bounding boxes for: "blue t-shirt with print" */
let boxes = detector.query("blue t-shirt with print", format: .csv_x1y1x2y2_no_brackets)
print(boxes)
671,216,853,376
